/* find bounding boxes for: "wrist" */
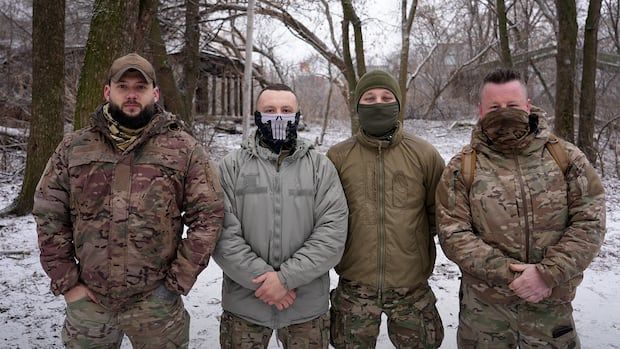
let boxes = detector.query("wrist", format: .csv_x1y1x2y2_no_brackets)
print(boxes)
276,272,289,290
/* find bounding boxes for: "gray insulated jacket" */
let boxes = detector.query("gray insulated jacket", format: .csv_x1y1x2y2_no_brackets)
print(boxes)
213,133,348,329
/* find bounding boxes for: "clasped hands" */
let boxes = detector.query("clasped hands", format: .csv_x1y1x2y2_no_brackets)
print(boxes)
508,263,552,303
252,271,296,311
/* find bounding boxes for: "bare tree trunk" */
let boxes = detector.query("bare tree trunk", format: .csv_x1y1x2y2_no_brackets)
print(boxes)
578,0,602,164
341,0,367,135
341,17,359,135
554,0,578,142
73,0,127,130
342,0,366,78
242,0,255,140
149,14,187,121
497,0,513,67
180,0,200,126
317,64,334,146
399,0,417,120
132,0,158,53
2,0,64,216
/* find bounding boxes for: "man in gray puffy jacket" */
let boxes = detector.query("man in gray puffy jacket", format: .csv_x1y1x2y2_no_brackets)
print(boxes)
213,83,348,348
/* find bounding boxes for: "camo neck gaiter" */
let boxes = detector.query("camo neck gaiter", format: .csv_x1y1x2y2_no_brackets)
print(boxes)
480,107,535,152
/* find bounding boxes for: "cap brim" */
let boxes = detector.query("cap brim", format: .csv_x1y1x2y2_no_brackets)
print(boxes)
110,66,153,84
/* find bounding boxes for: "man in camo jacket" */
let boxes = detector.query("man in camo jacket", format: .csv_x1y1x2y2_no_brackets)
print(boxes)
436,68,606,348
33,53,224,348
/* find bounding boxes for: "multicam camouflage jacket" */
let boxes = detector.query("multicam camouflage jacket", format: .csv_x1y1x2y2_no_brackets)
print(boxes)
436,109,606,304
33,104,224,310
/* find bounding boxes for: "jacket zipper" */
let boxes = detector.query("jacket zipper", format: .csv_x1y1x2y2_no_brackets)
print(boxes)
378,144,385,301
514,152,531,262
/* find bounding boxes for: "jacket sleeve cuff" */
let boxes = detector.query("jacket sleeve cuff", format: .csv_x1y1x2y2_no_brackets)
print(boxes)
52,277,79,296
277,271,291,290
535,263,560,288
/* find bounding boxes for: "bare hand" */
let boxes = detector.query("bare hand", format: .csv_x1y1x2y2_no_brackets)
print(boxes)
274,289,297,311
252,272,288,305
64,283,96,303
509,264,552,303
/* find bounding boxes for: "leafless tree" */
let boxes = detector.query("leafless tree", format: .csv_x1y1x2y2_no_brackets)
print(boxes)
578,0,603,163
2,0,64,216
554,0,578,142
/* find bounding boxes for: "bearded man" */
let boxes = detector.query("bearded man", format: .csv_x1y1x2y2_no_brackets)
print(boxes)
33,53,224,348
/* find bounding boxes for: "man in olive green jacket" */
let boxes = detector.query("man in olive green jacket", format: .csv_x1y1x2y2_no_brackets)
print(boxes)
327,70,445,348
436,68,606,348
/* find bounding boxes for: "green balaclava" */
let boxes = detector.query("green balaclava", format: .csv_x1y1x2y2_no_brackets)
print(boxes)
355,70,402,138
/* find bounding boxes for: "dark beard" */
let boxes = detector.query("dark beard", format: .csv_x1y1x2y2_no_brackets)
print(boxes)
109,102,156,129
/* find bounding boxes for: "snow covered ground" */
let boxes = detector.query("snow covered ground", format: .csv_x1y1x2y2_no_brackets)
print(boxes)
1,119,619,348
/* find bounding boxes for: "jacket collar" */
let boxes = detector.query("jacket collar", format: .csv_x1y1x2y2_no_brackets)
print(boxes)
355,121,404,150
91,103,181,153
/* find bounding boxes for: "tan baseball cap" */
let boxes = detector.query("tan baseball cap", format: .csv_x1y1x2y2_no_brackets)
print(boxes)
108,53,156,85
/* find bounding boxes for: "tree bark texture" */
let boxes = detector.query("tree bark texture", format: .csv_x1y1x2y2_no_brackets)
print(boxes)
578,0,602,164
399,0,417,120
73,0,127,130
554,0,578,142
497,0,513,68
149,14,188,122
181,0,200,126
5,0,65,215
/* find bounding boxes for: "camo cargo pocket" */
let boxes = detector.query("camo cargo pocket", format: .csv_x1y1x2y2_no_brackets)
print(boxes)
412,290,444,348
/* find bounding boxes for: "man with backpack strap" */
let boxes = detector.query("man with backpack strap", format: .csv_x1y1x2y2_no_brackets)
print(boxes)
436,68,606,348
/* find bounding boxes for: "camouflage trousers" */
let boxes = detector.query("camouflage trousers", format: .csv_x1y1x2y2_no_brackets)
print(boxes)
219,311,330,349
330,279,444,349
458,282,580,349
61,285,190,348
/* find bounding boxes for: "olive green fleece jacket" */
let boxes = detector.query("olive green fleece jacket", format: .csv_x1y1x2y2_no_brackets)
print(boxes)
327,123,445,290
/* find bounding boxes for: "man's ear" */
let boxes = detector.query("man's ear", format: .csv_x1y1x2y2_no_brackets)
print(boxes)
103,85,111,102
526,98,532,113
153,86,160,103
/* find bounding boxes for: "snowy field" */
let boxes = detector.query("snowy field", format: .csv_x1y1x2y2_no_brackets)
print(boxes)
1,118,619,348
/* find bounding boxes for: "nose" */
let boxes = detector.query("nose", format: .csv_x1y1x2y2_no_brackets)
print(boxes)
126,89,138,100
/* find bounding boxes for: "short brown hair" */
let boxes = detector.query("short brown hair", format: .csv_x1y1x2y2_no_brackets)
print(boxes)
482,68,523,85
256,83,296,102
479,68,526,100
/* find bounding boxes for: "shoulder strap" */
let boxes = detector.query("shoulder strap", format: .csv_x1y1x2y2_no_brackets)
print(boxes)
460,136,569,192
545,134,570,175
461,146,477,191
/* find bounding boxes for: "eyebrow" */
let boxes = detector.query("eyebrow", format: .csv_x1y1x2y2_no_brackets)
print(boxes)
262,104,294,109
